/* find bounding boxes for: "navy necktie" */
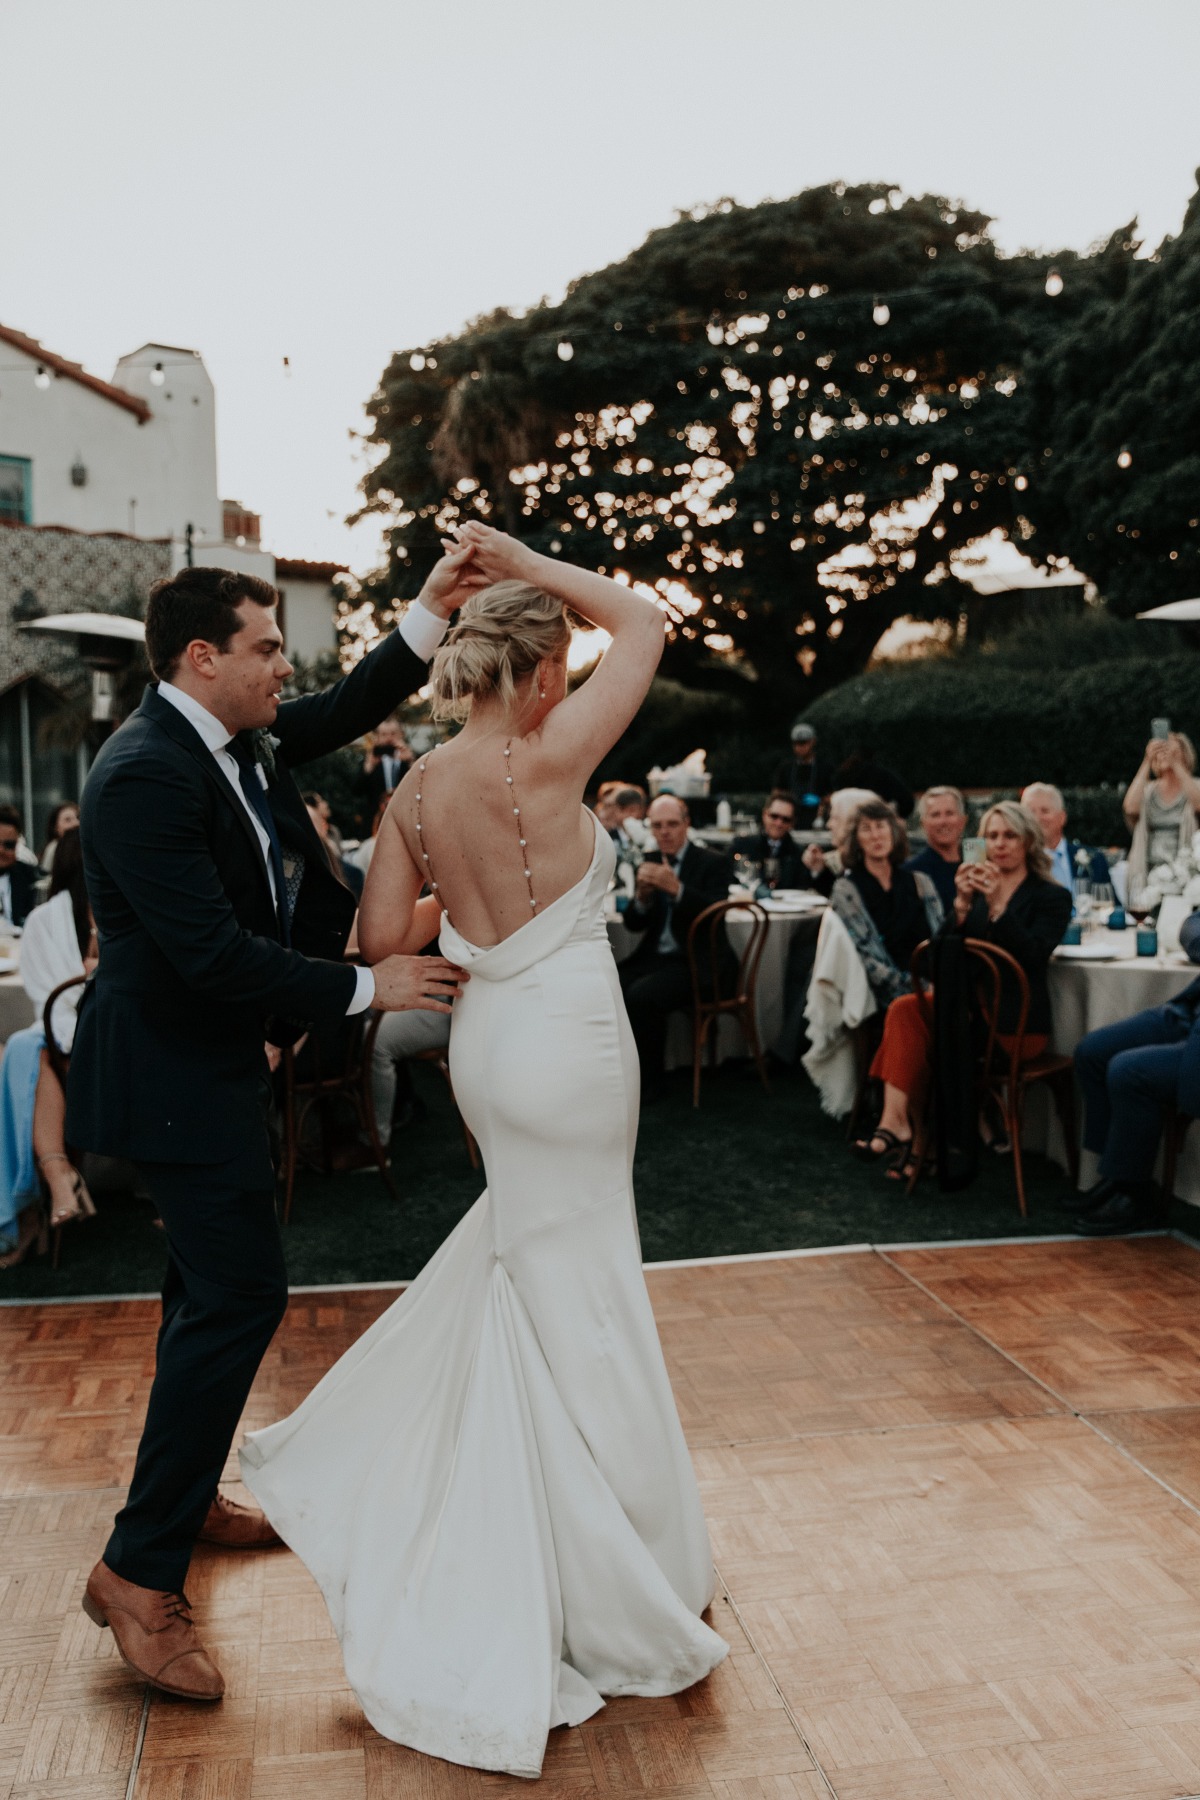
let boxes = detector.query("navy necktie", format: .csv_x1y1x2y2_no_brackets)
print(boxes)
230,740,290,946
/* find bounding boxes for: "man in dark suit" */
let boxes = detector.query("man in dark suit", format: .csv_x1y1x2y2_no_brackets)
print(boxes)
0,806,40,927
69,554,480,1700
1072,910,1200,1236
730,791,816,889
619,794,734,1100
354,715,414,832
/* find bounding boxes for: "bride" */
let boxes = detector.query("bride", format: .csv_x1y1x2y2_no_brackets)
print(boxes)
240,522,728,1777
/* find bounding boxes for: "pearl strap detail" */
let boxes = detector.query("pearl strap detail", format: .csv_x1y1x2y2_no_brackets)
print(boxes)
414,742,539,922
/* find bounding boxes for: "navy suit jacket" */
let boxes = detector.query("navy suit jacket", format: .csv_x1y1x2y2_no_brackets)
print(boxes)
66,627,428,1173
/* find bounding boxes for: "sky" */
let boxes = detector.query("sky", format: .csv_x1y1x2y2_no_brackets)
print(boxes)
4,0,1199,575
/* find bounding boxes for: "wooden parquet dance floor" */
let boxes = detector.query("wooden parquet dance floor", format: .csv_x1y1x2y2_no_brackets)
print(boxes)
7,1235,1200,1798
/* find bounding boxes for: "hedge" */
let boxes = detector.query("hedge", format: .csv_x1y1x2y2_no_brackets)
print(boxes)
804,655,1200,791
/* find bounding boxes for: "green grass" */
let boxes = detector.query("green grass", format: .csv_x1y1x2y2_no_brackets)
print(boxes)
0,1062,1181,1302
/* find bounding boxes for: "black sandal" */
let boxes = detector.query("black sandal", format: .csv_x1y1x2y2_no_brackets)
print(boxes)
853,1127,911,1163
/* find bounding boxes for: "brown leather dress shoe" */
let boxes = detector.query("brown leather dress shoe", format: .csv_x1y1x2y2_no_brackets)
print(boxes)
198,1490,282,1549
83,1561,224,1700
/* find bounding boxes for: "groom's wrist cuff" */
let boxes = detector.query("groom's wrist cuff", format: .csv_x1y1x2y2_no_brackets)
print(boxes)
347,966,375,1014
398,600,450,663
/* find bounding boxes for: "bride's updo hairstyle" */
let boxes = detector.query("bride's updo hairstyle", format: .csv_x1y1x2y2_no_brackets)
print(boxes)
428,580,571,722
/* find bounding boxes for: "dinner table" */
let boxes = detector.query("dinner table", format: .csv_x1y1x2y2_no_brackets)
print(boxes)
606,889,826,1070
1024,927,1200,1201
0,936,33,1043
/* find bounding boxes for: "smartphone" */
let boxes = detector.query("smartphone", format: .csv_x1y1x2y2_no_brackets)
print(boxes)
1151,717,1171,742
962,837,987,865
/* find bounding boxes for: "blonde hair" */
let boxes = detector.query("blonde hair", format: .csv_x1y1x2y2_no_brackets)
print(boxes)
428,580,570,722
979,800,1051,881
1154,731,1198,775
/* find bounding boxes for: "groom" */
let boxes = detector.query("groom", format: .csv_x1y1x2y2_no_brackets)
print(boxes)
69,553,478,1700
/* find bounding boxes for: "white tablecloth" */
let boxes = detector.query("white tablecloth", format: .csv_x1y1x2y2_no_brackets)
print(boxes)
606,900,825,1068
1026,931,1200,1196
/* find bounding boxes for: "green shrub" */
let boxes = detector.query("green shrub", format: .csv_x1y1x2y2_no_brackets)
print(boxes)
805,655,1200,790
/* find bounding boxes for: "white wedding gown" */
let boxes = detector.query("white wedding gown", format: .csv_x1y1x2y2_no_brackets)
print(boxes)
240,811,727,1777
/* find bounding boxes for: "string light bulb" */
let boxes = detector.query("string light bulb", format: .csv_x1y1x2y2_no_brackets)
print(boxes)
1014,474,1028,491
409,352,426,371
1045,270,1064,297
872,301,890,327
149,361,165,387
34,365,50,390
1117,447,1133,469
557,340,574,361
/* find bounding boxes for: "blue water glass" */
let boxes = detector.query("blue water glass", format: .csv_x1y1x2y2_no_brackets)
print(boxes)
1107,906,1127,930
1136,925,1158,957
615,892,630,915
1062,920,1082,946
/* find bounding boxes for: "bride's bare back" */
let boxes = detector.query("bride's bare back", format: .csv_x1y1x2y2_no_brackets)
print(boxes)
396,731,596,949
358,525,664,967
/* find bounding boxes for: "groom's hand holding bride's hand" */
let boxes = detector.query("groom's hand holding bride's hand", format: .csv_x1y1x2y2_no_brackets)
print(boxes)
371,954,469,1014
415,540,491,620
451,520,540,587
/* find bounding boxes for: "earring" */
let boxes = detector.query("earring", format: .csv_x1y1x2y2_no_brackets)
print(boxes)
539,687,546,698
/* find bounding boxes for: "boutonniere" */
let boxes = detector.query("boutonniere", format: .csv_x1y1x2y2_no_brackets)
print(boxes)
252,729,280,787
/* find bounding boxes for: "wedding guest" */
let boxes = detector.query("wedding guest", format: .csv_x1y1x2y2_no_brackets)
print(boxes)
771,723,827,826
831,802,943,1022
801,786,880,896
905,787,967,910
1072,906,1200,1236
40,802,81,873
1020,782,1108,897
612,785,649,848
355,716,414,830
829,749,914,823
304,792,363,897
0,807,39,928
595,794,622,836
0,828,97,1268
1121,733,1200,903
349,794,391,878
731,792,815,888
370,1008,452,1148
856,800,1070,1172
619,795,734,1101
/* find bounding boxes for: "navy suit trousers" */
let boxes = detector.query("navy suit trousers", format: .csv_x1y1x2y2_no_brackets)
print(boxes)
1074,1006,1189,1186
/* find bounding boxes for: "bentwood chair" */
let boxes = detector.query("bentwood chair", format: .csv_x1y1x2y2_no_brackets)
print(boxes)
907,939,1078,1216
685,898,772,1108
279,1011,398,1223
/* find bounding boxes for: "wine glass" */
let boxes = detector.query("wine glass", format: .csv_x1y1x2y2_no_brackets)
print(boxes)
1073,886,1094,936
733,855,760,898
1091,880,1115,930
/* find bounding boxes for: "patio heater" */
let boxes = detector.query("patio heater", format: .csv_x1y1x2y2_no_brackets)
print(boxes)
19,612,146,728
1136,598,1200,622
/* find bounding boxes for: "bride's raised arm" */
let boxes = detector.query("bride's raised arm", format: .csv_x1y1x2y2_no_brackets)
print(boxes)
454,522,664,775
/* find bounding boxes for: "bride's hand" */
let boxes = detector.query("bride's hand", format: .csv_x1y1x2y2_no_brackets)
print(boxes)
416,542,490,620
453,520,541,587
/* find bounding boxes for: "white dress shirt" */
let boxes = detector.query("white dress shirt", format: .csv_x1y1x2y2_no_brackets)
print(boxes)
158,602,448,1015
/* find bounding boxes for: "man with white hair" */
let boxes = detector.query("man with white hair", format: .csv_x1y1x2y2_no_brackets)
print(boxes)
904,786,967,910
1020,783,1108,900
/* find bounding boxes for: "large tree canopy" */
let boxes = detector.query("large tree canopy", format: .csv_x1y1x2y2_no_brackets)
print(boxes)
357,183,1132,718
1020,175,1200,616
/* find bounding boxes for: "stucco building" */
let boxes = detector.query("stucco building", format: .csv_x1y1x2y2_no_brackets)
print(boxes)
0,323,345,834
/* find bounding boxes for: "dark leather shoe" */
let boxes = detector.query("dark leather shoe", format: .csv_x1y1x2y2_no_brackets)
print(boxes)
1074,1189,1167,1237
1073,1178,1117,1219
198,1490,282,1549
83,1561,224,1699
